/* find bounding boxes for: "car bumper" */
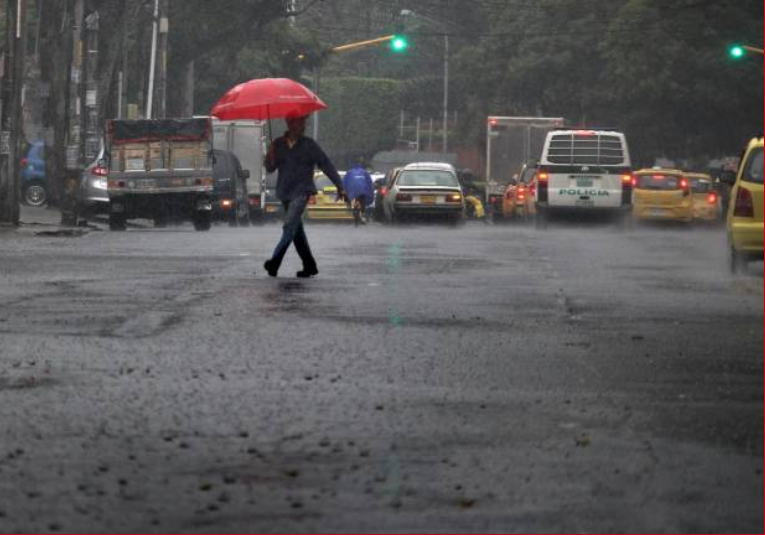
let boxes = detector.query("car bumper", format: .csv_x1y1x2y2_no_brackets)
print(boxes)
634,205,693,222
395,204,463,216
693,206,720,221
306,207,353,220
729,220,764,254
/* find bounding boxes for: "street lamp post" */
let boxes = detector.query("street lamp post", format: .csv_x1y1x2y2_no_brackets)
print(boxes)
401,10,449,154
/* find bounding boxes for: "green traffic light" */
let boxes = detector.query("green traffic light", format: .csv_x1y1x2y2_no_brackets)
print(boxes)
729,45,746,59
391,35,408,52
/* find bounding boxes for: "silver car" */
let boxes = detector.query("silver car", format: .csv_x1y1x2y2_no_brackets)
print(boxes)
382,162,465,224
78,143,109,217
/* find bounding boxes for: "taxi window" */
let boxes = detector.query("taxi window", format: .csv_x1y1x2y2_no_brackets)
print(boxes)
315,176,335,190
636,174,681,190
689,179,711,193
743,148,763,185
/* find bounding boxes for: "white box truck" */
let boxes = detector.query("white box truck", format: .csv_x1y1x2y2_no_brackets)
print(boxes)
211,118,267,221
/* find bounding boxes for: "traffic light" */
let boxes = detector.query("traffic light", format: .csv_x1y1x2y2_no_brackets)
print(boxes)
729,45,746,60
391,35,409,52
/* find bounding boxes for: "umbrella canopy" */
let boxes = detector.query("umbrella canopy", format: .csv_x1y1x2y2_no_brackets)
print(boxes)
211,78,327,121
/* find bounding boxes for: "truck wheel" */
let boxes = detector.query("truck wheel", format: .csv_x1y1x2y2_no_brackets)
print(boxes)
109,213,127,231
730,248,747,275
193,211,212,231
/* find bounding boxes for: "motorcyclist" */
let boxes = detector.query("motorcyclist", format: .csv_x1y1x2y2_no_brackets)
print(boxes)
342,159,375,224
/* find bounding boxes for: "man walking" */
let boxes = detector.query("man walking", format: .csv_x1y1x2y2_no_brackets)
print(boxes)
263,113,345,278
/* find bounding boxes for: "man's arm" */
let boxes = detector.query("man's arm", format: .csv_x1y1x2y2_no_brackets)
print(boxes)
264,140,278,173
312,141,344,193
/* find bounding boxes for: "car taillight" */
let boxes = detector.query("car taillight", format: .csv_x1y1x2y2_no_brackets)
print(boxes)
538,170,550,183
91,166,108,177
733,187,754,218
445,193,462,203
308,196,316,205
517,187,526,201
380,186,389,198
396,193,412,202
249,197,261,206
21,158,27,168
707,192,718,204
621,174,633,185
679,178,690,196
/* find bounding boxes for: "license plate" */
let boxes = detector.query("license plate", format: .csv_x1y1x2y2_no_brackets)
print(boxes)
420,195,437,204
576,199,594,207
577,179,594,188
651,209,665,217
126,159,145,172
137,179,156,188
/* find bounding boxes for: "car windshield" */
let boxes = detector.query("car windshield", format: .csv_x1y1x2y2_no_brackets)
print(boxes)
744,148,763,184
689,178,712,193
397,170,459,188
636,174,681,190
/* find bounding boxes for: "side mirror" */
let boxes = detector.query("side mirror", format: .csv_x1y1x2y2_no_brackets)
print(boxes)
242,170,251,179
719,170,737,185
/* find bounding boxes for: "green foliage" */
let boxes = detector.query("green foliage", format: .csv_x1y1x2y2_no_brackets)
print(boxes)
315,77,401,168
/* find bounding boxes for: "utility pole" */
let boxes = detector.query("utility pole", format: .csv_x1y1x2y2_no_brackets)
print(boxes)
0,0,27,227
146,0,159,119
157,0,169,118
442,34,449,153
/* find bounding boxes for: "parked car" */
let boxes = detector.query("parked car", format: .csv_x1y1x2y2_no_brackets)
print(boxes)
382,162,464,224
686,172,720,223
724,136,763,273
306,171,351,221
78,142,110,218
373,168,400,222
212,149,250,227
21,141,47,206
632,168,693,224
502,162,537,220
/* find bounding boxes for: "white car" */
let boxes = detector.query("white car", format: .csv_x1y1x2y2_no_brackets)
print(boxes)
535,129,634,228
382,162,464,224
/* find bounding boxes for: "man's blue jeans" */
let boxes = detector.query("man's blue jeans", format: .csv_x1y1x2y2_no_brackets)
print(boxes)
270,195,316,270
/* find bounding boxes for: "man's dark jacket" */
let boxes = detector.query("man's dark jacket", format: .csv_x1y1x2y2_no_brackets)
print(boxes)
265,134,343,201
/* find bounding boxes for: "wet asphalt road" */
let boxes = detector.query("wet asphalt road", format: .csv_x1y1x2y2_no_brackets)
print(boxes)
0,216,762,533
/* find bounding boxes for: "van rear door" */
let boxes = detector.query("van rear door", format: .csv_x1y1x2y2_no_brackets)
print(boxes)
542,131,630,209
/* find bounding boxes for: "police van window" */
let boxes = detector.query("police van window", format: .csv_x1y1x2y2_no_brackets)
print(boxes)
744,149,763,185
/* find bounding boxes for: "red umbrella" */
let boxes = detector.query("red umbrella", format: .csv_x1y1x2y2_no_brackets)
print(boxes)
210,78,327,121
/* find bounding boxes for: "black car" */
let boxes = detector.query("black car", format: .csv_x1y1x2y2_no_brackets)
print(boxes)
212,150,250,226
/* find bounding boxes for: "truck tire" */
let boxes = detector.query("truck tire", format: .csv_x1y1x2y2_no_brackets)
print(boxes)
109,213,127,231
193,211,212,231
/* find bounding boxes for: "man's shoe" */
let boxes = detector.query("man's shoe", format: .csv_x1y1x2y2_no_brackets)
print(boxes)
264,259,279,277
296,266,319,278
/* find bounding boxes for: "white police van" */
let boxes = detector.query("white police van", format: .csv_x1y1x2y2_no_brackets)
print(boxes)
535,129,633,227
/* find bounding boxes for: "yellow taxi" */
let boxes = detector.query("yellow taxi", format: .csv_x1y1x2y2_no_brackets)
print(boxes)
306,171,351,221
726,137,764,273
686,172,720,222
632,168,693,223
